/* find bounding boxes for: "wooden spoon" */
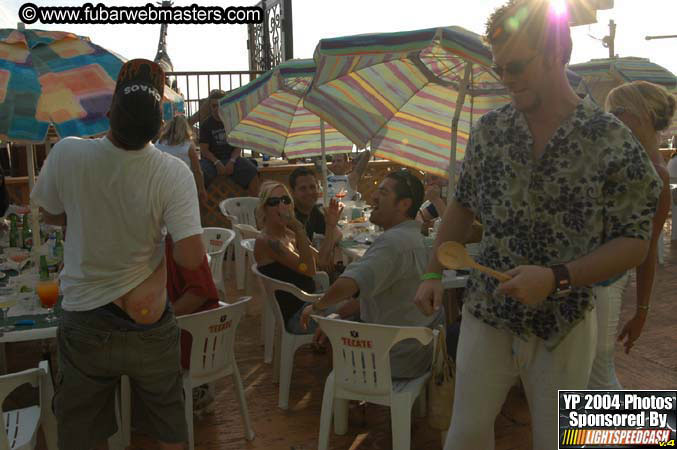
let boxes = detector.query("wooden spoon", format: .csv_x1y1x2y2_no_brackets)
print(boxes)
437,241,512,282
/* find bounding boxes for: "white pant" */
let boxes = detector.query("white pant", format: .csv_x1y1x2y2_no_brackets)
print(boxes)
445,305,597,450
588,274,629,390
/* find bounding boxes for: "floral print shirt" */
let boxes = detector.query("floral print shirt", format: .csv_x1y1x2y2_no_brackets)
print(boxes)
455,97,662,348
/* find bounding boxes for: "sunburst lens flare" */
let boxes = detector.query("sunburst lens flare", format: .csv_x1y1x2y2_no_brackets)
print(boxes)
549,0,568,17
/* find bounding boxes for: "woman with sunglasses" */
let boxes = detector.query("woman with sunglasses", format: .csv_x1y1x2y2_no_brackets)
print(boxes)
588,81,675,389
254,181,330,334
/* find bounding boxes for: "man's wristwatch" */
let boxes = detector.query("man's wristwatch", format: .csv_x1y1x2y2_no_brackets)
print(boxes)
550,264,572,297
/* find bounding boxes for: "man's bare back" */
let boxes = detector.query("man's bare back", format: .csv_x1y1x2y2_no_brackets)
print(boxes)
113,258,167,324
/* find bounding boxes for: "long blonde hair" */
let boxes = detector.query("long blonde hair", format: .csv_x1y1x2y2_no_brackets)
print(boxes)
606,81,676,132
158,115,193,146
256,181,294,226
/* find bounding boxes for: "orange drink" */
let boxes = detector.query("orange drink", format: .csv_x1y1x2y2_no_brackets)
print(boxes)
37,279,59,309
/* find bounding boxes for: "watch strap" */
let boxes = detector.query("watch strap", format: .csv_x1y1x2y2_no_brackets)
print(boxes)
550,264,571,294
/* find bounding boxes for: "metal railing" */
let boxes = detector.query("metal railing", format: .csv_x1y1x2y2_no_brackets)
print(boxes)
166,70,264,119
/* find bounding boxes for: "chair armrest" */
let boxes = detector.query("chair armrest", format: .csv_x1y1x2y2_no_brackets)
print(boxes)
295,291,324,304
395,327,438,346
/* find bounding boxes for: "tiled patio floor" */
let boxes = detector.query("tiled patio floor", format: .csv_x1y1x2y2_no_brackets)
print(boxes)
14,222,677,450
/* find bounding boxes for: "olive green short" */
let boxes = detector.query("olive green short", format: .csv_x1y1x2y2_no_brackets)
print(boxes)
54,308,187,450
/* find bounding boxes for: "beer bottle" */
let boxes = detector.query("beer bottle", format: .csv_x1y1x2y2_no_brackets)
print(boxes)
39,255,50,281
21,214,32,250
9,215,18,248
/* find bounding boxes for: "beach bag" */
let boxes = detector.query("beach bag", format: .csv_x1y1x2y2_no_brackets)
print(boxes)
427,324,455,430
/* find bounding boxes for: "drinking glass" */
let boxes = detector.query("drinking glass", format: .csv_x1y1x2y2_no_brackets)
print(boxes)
0,299,15,332
36,276,59,322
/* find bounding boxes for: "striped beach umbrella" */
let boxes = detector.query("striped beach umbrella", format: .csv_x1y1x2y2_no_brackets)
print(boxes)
570,57,677,141
569,57,676,103
0,28,184,143
304,26,511,185
217,58,353,159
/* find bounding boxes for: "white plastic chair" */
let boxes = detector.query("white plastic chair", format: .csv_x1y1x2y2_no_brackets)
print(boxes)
240,238,258,297
251,264,324,409
252,262,329,365
243,239,329,360
240,239,268,346
110,300,255,450
312,316,437,450
219,197,259,290
236,226,260,295
0,361,57,450
178,298,255,449
201,228,235,295
233,223,260,240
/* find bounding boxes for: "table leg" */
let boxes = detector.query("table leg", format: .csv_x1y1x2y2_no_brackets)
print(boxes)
0,342,6,374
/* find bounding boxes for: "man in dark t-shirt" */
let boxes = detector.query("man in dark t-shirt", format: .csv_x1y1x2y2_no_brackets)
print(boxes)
199,90,260,196
289,167,342,275
289,166,326,240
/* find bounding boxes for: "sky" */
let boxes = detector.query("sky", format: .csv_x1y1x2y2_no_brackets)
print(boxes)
1,0,675,81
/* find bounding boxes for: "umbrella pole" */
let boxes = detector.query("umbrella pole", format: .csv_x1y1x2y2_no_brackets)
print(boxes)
320,119,329,207
448,63,472,204
27,144,41,254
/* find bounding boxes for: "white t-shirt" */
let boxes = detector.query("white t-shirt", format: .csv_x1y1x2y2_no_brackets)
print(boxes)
155,140,192,168
31,136,202,311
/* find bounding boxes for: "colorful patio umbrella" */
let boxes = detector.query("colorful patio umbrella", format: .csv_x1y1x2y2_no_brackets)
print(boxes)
0,28,185,143
570,56,677,142
0,27,184,253
217,58,353,159
303,26,511,186
569,57,677,102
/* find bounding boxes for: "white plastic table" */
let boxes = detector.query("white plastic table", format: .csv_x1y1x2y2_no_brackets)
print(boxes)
0,325,56,343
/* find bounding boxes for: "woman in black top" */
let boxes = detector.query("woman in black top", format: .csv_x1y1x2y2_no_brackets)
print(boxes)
254,181,330,334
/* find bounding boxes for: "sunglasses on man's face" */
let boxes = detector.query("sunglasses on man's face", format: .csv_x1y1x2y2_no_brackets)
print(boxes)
265,195,292,207
492,53,538,78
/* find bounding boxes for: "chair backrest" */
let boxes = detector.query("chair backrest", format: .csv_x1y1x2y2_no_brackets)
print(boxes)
0,361,53,450
233,223,261,240
177,298,251,387
201,228,235,282
201,227,235,255
313,316,435,396
251,264,323,331
219,197,259,227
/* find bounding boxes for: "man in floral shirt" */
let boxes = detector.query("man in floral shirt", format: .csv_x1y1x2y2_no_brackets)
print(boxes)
414,1,662,449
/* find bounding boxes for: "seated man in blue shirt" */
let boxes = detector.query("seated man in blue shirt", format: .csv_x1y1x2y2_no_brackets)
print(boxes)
300,170,444,378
